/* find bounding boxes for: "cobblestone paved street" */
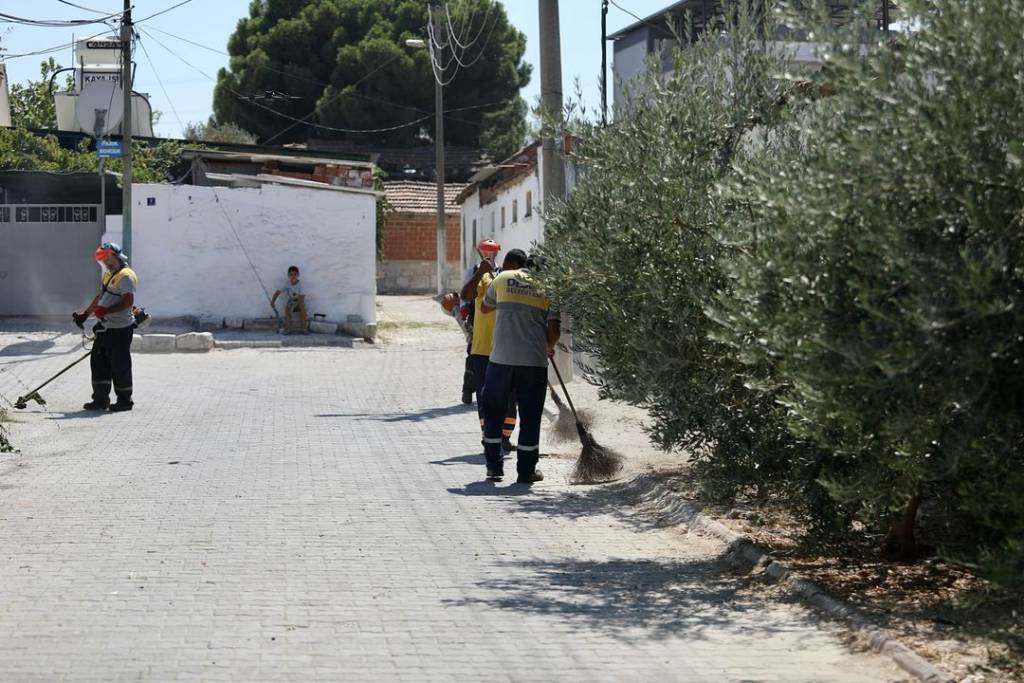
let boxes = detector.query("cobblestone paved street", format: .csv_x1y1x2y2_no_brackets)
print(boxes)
0,301,904,682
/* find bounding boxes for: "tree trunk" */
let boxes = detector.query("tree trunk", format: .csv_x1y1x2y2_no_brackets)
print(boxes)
880,493,922,562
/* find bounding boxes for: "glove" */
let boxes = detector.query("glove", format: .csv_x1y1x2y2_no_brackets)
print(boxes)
93,305,109,320
72,311,87,328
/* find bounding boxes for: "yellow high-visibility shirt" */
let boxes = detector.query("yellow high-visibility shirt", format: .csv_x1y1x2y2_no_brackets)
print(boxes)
470,271,496,356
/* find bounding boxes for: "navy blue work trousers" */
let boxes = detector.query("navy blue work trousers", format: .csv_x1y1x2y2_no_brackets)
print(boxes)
482,362,547,476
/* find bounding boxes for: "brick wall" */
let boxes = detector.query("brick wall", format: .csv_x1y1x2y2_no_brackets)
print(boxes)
383,212,460,261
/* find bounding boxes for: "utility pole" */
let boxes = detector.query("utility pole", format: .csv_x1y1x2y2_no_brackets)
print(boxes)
432,4,447,296
538,0,565,205
120,0,133,259
601,0,609,127
539,0,571,381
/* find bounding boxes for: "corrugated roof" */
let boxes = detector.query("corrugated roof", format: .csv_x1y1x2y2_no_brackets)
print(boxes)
181,148,376,169
384,180,467,214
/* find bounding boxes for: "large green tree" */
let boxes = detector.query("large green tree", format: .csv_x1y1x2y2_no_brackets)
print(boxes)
212,0,530,159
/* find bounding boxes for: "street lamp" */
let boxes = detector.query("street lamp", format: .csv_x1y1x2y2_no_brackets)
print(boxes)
405,30,446,296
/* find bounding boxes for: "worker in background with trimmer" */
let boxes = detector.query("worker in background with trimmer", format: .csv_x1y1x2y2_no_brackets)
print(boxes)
75,242,138,413
461,239,517,454
479,251,560,484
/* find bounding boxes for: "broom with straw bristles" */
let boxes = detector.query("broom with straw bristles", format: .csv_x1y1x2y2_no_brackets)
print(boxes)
548,359,623,483
548,382,593,443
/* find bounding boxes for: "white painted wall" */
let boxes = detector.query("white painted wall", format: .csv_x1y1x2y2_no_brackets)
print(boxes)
458,150,546,270
130,183,376,324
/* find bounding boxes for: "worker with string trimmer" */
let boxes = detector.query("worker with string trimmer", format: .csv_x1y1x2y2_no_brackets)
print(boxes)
75,242,139,413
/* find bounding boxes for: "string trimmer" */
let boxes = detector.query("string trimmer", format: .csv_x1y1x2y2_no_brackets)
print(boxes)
13,308,150,410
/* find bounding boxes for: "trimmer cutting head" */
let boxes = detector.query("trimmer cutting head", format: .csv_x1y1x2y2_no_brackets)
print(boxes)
13,391,46,410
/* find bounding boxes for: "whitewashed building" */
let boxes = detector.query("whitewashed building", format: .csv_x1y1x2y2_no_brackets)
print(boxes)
454,142,545,270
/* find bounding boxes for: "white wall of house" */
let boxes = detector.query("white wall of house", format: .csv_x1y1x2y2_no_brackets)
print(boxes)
124,183,376,324
458,151,547,272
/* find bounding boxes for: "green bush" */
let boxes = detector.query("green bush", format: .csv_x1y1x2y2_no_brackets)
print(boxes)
717,0,1024,584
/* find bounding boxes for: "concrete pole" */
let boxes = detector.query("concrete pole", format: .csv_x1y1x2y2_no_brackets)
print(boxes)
120,0,133,259
538,0,565,206
538,0,572,380
433,5,447,296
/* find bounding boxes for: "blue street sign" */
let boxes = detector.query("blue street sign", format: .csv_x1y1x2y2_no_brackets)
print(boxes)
97,140,122,158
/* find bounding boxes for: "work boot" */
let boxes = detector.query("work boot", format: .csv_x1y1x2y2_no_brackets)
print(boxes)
516,469,544,484
486,467,503,481
108,401,134,413
83,400,109,411
461,389,473,405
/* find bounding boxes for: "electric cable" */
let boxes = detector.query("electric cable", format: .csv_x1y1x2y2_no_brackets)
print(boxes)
138,27,424,139
208,186,275,309
135,31,185,137
444,6,500,71
133,0,197,25
142,22,508,132
0,26,111,61
443,1,491,52
0,10,120,27
608,0,674,33
55,0,113,14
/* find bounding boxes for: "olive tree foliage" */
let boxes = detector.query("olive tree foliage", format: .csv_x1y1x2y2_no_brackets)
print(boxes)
538,4,816,504
540,0,1024,590
717,0,1024,584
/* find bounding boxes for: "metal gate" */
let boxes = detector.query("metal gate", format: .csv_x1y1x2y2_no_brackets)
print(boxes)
0,204,104,316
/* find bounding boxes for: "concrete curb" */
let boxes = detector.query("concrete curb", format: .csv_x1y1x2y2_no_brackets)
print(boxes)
618,475,956,683
213,337,364,350
213,340,283,350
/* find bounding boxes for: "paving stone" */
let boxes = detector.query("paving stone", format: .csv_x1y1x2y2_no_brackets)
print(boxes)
0,315,903,683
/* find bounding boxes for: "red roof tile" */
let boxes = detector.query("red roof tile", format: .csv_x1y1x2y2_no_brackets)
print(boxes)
384,180,467,214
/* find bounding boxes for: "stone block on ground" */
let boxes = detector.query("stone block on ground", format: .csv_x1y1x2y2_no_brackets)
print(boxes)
131,334,142,351
224,318,244,329
340,321,376,343
244,318,278,331
140,334,176,353
197,319,223,332
308,321,338,335
175,332,215,352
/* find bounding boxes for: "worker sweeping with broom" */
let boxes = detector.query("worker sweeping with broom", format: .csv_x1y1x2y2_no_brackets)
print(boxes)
479,250,560,484
76,242,138,413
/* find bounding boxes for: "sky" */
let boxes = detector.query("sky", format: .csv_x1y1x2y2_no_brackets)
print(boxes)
0,0,673,139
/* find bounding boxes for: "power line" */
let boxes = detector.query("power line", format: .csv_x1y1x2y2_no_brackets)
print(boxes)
136,31,185,137
54,0,112,14
0,11,120,27
607,0,647,26
142,21,509,130
133,0,197,25
608,0,671,33
209,186,276,309
137,27,426,139
0,26,111,61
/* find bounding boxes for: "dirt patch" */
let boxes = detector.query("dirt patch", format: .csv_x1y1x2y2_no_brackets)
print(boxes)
644,468,1023,683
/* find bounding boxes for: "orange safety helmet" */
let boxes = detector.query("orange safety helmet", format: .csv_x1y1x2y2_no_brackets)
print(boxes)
478,239,500,255
94,242,125,263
